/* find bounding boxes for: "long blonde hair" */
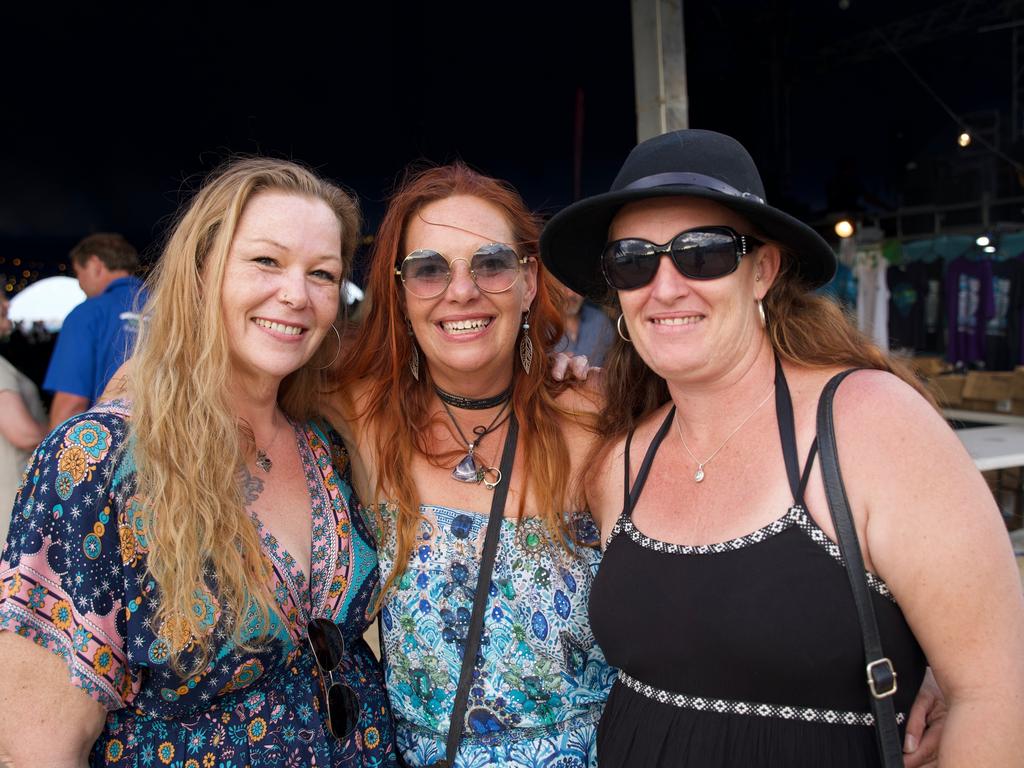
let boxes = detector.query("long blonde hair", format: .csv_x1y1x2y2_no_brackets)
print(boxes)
336,162,574,607
130,157,360,673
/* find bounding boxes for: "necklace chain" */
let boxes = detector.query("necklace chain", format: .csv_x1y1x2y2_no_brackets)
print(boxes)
674,384,776,483
439,397,512,487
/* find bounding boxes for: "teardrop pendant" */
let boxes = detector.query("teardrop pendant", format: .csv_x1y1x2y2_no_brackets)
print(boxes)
452,452,484,483
694,465,705,483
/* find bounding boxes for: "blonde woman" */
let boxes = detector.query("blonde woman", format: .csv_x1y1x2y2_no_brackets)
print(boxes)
0,158,396,766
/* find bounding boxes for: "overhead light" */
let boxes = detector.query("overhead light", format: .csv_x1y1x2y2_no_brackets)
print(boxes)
984,245,997,253
958,132,972,148
976,235,991,247
834,219,855,238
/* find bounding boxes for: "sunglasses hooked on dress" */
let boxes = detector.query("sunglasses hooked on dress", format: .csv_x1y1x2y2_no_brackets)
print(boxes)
601,225,763,291
307,617,362,741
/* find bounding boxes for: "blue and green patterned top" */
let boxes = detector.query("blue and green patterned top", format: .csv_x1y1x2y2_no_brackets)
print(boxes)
0,401,396,766
377,503,614,767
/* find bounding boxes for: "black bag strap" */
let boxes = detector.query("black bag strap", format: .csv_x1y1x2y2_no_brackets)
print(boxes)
816,370,904,768
435,413,519,768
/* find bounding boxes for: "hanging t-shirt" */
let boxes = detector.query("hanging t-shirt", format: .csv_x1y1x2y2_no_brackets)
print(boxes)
887,260,944,354
946,256,996,366
984,256,1024,370
855,247,889,351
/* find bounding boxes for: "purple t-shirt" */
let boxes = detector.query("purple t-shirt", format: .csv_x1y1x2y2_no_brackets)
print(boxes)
945,256,995,365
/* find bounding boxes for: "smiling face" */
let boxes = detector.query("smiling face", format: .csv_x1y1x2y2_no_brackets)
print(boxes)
219,191,343,394
611,196,777,384
401,194,537,393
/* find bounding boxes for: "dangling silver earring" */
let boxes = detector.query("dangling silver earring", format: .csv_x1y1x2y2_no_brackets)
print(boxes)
519,311,534,374
407,319,420,381
315,324,342,370
616,313,632,343
757,299,767,329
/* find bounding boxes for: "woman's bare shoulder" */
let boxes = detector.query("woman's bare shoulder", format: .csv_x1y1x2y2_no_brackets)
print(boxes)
586,401,674,529
796,366,939,429
554,369,606,418
321,379,375,434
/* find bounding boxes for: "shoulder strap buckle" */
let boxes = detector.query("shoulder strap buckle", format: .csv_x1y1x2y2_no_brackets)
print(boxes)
866,657,898,699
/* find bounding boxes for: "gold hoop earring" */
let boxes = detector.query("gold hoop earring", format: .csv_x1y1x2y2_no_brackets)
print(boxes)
316,324,342,370
616,313,632,343
757,299,767,329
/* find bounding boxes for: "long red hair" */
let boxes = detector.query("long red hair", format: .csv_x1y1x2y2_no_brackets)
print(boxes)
338,162,571,605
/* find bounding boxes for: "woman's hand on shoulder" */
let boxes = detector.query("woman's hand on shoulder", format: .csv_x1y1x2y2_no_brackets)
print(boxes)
551,352,593,383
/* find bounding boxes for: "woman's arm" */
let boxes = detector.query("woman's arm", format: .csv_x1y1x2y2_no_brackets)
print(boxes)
0,632,106,766
836,371,1024,766
0,390,45,450
0,410,134,766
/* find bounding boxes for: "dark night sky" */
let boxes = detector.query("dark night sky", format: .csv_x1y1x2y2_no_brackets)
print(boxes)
2,1,1020,281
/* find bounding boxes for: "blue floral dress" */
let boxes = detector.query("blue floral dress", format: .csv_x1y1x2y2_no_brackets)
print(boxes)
0,401,397,767
377,504,615,767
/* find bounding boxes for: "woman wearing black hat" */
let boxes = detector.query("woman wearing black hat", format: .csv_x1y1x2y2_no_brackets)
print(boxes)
542,129,1024,767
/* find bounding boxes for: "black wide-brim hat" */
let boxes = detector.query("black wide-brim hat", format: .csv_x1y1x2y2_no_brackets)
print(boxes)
540,129,837,302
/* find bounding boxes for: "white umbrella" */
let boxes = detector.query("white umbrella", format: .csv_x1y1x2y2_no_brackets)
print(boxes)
8,276,86,332
343,280,364,305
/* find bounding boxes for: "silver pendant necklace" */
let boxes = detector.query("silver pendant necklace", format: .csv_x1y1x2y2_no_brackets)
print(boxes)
674,384,775,483
439,396,511,490
255,416,285,473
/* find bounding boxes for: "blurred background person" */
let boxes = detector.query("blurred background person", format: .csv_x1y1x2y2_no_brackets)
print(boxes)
553,281,615,366
42,232,148,427
0,297,45,544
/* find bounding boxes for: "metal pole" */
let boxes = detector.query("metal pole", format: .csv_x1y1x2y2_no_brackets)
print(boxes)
1014,26,1021,141
631,0,689,142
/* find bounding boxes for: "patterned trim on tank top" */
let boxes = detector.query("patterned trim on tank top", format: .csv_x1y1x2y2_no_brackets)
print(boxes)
607,505,895,603
617,670,905,728
790,505,895,603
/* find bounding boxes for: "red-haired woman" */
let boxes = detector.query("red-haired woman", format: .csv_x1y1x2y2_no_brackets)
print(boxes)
328,162,614,766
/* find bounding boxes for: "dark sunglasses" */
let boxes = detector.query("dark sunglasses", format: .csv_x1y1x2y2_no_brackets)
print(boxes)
307,617,361,740
601,226,763,290
395,243,529,299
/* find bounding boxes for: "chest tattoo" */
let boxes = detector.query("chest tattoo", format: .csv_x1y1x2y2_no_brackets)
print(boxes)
240,465,265,506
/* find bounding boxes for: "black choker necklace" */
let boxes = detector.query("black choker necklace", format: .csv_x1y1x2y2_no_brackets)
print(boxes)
433,384,512,410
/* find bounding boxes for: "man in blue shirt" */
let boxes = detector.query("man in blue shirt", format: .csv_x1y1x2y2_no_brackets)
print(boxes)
43,233,147,427
554,285,616,367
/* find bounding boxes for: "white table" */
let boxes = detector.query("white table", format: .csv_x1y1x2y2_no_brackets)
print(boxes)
955,425,1024,533
944,408,1024,427
956,425,1024,471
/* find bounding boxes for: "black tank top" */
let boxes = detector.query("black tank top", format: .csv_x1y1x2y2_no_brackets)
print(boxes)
589,364,927,768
